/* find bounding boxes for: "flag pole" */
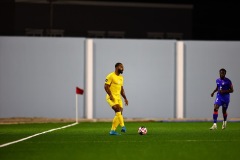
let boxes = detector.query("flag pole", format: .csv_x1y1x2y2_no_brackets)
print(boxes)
76,93,78,124
75,87,84,124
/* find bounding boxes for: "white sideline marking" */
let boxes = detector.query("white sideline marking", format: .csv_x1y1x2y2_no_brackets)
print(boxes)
0,122,78,148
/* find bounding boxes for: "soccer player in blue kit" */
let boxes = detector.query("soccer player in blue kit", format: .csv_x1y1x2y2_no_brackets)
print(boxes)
210,68,234,130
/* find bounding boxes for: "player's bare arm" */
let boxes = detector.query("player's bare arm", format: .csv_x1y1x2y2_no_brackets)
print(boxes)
230,85,234,93
121,86,128,106
211,86,218,97
104,84,114,101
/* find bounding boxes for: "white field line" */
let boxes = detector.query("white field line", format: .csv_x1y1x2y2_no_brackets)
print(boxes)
0,122,78,148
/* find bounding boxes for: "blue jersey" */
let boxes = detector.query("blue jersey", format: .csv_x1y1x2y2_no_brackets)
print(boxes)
215,77,232,103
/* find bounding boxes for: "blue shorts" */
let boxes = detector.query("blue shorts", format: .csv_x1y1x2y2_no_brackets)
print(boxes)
214,97,229,109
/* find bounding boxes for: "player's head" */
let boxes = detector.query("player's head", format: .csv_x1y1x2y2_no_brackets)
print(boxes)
219,68,226,79
115,62,124,74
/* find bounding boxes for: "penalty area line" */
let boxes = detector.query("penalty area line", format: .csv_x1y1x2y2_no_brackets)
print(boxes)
0,122,78,148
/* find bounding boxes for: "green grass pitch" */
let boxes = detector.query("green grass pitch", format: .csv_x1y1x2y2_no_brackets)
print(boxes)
0,122,240,160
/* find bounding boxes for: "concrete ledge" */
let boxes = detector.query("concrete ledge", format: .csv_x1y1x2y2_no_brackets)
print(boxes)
1,117,240,124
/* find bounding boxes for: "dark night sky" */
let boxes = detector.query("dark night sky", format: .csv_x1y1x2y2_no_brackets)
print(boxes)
0,0,239,40
119,0,240,40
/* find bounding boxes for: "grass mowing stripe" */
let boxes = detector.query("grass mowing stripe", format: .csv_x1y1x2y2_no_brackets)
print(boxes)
0,122,77,148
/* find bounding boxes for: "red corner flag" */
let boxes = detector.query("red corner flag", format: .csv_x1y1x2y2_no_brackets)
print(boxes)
76,87,84,95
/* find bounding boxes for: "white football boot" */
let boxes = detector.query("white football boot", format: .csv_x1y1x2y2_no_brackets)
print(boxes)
222,121,227,130
210,124,217,130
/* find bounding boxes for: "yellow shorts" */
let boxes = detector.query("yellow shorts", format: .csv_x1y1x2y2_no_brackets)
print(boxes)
106,95,123,108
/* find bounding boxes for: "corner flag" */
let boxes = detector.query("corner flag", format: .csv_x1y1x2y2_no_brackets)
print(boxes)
76,87,84,95
75,87,84,123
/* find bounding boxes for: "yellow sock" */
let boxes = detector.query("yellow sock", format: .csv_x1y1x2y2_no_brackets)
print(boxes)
111,116,119,131
116,112,125,127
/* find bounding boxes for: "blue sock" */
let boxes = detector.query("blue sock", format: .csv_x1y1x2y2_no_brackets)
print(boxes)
213,111,218,123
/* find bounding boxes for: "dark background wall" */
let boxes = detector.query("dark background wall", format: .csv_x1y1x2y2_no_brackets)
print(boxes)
0,0,239,40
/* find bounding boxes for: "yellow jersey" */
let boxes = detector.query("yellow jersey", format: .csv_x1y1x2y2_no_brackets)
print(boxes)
105,72,124,96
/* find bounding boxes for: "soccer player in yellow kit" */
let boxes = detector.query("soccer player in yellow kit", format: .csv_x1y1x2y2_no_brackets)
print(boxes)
104,63,128,135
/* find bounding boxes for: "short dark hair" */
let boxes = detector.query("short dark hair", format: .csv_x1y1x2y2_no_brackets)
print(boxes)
219,68,226,73
115,62,122,68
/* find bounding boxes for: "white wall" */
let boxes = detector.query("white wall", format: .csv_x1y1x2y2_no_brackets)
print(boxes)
184,41,240,118
93,39,176,118
0,37,240,119
0,37,85,118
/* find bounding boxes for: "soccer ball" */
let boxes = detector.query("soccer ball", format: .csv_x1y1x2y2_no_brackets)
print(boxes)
138,126,147,135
